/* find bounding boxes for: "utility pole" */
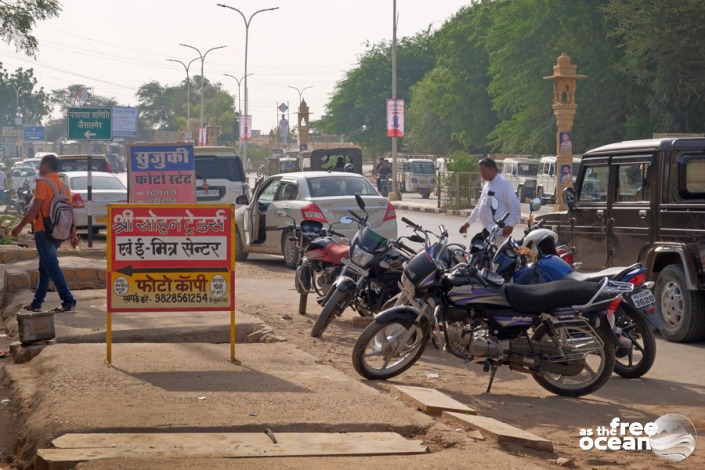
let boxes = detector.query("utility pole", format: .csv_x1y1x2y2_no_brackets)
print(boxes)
389,0,401,200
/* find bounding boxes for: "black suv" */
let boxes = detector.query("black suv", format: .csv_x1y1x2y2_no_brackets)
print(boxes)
539,138,705,342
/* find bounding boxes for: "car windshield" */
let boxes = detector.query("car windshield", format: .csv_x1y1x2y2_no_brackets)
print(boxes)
59,159,109,172
70,176,125,190
517,163,539,176
307,176,377,197
195,156,244,182
410,162,435,174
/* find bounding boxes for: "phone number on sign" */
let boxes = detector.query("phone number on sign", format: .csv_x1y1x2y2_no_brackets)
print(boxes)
155,293,210,303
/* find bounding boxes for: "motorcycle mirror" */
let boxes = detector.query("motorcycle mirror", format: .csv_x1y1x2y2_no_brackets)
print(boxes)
339,216,353,225
529,198,541,212
355,193,366,211
408,234,424,244
562,187,576,211
274,209,288,218
490,196,499,214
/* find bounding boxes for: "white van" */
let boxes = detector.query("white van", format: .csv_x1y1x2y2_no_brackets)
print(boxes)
502,158,539,201
194,146,249,205
536,156,582,202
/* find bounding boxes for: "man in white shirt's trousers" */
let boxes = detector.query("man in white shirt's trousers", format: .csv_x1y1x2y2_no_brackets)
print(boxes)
459,158,522,246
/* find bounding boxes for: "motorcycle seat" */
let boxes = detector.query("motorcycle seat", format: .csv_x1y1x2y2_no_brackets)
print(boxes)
504,280,613,314
327,244,350,265
563,267,625,283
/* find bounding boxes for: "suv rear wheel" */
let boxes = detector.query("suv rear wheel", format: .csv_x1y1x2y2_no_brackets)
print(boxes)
655,264,705,342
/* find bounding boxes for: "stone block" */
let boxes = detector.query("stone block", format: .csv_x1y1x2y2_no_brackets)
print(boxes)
74,268,96,282
5,271,30,293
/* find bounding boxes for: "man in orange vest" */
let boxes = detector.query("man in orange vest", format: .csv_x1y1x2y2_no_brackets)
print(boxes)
11,154,80,312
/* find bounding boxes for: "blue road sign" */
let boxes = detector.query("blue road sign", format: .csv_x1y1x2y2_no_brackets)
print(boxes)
23,125,45,142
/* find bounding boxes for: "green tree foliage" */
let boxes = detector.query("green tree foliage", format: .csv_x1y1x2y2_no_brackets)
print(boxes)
322,31,435,154
0,64,50,127
0,0,61,56
136,77,237,143
604,0,705,134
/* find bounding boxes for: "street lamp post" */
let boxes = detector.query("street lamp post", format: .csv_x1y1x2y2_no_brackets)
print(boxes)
12,85,23,158
217,3,279,163
167,57,199,122
224,73,254,116
179,43,227,134
287,85,314,105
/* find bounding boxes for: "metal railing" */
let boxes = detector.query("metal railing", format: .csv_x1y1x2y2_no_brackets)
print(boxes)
436,171,483,210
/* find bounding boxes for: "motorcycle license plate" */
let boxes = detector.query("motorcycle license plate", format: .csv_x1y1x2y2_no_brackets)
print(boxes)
631,289,655,309
346,261,367,277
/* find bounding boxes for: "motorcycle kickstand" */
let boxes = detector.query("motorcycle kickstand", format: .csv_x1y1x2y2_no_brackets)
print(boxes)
483,360,498,394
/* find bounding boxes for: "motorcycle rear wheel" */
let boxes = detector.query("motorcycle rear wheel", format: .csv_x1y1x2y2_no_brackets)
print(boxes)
613,304,656,379
311,288,346,338
530,322,615,397
352,319,429,380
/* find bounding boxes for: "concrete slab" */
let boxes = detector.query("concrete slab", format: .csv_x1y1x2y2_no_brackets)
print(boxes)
441,412,553,452
5,343,435,466
2,289,270,345
391,385,476,416
37,431,427,467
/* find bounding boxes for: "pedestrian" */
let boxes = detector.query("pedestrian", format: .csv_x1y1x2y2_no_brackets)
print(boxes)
0,163,7,202
11,154,79,313
459,157,521,245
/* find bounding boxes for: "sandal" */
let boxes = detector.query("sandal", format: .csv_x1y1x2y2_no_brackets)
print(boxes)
0,351,7,358
22,303,41,312
53,304,76,313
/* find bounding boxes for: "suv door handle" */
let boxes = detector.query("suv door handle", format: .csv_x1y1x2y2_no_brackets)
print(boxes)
639,209,647,219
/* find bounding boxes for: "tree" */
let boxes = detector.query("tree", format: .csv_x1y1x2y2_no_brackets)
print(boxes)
0,64,50,128
604,0,705,134
0,0,62,56
322,31,436,154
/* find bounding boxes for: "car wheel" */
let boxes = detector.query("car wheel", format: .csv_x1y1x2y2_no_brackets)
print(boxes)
655,264,705,342
235,230,249,261
282,231,299,269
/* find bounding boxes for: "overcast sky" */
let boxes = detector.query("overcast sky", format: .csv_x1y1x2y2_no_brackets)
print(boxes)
0,0,469,130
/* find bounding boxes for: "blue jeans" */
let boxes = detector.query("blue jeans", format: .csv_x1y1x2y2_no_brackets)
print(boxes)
33,231,75,308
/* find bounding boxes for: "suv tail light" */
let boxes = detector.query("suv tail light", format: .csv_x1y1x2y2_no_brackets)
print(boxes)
301,203,327,222
383,202,396,221
72,192,85,209
105,161,112,173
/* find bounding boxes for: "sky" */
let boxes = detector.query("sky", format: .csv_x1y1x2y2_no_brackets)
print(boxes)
0,0,470,131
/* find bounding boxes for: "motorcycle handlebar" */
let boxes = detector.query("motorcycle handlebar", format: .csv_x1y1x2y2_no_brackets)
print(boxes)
401,217,421,230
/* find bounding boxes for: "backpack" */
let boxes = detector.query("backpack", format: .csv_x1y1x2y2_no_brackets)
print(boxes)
39,177,73,241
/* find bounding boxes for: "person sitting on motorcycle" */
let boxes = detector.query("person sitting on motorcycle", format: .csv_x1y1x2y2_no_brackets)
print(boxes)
377,159,392,192
459,157,521,244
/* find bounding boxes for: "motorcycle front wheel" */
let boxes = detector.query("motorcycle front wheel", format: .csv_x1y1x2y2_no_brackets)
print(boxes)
311,288,347,338
530,322,615,397
352,319,429,380
613,304,656,379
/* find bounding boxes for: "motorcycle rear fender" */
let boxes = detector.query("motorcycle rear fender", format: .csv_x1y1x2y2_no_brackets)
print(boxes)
621,294,666,330
374,306,430,329
585,311,619,348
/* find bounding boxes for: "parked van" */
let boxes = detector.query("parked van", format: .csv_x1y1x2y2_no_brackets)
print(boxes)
502,158,539,201
536,156,582,202
194,146,248,204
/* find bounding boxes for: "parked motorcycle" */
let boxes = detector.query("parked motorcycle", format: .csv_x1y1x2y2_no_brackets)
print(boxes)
311,195,421,338
16,178,34,216
352,226,634,397
491,198,660,379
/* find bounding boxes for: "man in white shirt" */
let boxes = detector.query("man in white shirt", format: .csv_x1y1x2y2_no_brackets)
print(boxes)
459,158,521,243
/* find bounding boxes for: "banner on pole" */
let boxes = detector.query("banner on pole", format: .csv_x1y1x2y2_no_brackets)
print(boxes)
386,99,404,137
240,115,252,141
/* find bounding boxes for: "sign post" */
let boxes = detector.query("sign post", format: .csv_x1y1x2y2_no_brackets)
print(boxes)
107,204,237,365
23,125,45,142
67,107,113,247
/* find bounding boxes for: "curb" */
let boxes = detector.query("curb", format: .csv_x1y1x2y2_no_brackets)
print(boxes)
390,202,535,225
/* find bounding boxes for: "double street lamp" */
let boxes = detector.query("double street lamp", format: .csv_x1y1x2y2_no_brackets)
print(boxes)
287,85,314,105
167,57,199,123
217,3,279,162
179,43,227,131
224,72,253,116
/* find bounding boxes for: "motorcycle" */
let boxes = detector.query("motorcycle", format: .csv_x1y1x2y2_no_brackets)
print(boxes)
16,178,34,216
491,198,660,379
352,226,634,397
311,195,421,338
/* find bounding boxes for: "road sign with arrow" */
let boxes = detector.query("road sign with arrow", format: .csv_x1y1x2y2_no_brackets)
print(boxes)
67,107,113,140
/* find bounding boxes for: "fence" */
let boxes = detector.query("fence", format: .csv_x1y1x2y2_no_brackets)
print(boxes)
436,171,483,210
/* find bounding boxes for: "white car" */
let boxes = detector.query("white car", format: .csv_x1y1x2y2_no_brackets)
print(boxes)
59,171,127,234
11,166,38,191
235,171,398,268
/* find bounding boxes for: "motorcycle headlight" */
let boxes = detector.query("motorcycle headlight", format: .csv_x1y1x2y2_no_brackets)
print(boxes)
351,245,374,267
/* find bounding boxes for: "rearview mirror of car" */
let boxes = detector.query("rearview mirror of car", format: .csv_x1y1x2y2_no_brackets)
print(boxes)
562,187,576,211
235,195,249,205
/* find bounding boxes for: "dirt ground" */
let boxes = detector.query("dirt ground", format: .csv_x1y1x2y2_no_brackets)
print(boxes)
233,258,705,470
